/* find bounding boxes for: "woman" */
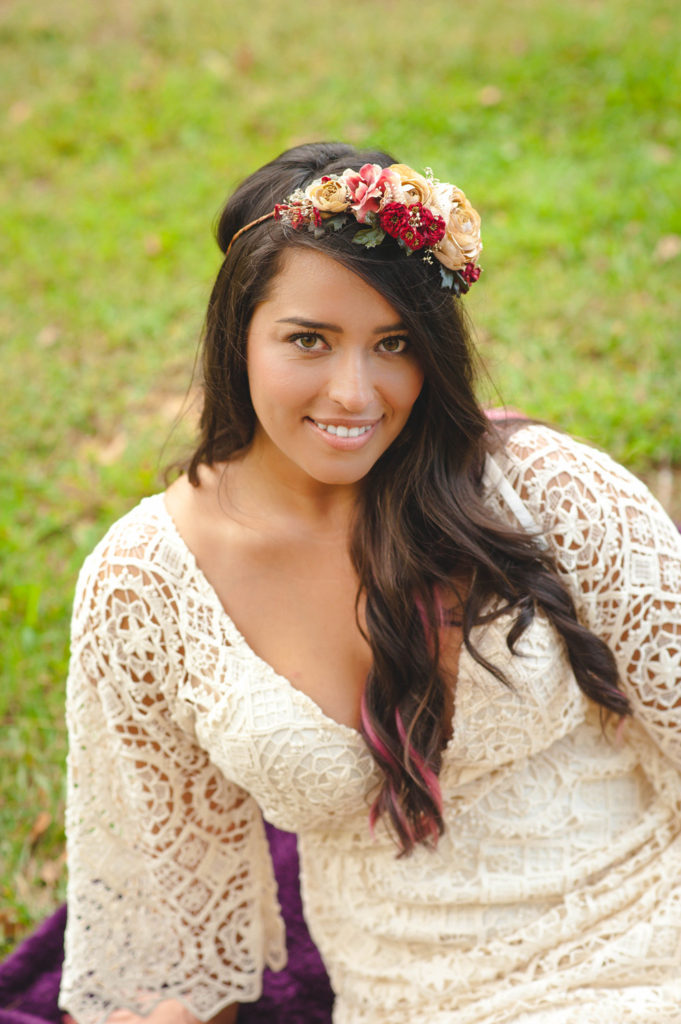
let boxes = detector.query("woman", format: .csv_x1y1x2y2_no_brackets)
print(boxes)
59,142,681,1024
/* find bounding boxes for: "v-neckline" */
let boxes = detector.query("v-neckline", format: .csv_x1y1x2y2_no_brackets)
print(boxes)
154,492,370,745
152,491,479,759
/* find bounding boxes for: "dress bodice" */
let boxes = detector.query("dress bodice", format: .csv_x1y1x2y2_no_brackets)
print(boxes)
60,425,681,1024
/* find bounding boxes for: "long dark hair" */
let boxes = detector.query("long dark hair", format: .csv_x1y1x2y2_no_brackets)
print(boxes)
188,141,629,854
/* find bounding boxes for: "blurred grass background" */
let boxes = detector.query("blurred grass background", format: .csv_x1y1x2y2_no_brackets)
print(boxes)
1,0,679,953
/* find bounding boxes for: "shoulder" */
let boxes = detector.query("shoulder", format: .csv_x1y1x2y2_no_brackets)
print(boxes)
72,493,191,637
81,493,187,579
497,422,642,488
488,423,679,586
492,422,657,520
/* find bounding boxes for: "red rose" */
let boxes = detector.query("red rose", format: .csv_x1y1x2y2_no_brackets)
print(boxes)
379,202,410,238
424,216,446,246
399,224,426,250
461,263,481,283
413,205,445,246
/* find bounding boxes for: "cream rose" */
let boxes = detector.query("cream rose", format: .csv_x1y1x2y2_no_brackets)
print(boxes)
305,177,351,213
387,164,440,211
432,184,482,270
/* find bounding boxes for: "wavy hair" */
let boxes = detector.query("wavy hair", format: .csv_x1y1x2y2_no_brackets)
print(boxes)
187,142,629,854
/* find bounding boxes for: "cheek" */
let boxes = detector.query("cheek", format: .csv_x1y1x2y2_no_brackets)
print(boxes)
248,349,315,414
390,362,424,412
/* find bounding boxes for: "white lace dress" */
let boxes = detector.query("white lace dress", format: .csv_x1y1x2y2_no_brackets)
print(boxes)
59,426,681,1024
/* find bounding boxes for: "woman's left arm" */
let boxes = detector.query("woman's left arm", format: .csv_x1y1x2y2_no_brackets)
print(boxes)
503,425,681,769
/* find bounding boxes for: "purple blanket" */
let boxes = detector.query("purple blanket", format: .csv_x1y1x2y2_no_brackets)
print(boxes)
0,824,333,1024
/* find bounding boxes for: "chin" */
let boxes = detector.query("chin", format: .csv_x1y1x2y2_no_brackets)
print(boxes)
306,464,373,487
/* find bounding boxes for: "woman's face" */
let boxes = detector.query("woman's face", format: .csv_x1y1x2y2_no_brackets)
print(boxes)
246,247,424,491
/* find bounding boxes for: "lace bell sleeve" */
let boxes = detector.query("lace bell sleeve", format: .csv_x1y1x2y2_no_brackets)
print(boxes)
501,426,681,791
59,518,286,1024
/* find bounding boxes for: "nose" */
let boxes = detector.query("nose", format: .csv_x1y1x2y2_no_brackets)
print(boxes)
326,351,374,411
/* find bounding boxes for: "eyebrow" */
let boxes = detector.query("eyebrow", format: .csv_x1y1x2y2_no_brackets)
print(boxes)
276,316,407,334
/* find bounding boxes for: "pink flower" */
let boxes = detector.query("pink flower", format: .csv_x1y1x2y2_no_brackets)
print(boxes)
343,163,399,223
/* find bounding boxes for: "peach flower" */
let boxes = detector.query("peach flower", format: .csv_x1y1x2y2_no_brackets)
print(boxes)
304,177,351,214
387,164,439,210
432,183,483,270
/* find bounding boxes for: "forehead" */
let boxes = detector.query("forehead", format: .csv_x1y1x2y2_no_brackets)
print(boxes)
261,247,400,324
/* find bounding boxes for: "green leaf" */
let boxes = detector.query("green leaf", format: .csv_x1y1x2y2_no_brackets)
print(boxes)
326,214,349,232
439,266,456,289
352,226,385,248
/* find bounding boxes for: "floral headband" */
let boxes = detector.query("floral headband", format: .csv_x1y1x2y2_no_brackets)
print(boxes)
225,163,482,294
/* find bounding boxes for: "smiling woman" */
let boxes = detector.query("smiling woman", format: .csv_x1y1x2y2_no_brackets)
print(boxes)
244,249,424,488
58,143,681,1024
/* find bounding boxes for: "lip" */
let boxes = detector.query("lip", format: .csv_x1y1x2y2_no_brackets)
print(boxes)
305,416,381,450
311,417,379,428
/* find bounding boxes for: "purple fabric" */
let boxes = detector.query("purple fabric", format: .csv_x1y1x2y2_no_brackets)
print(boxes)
239,823,333,1023
0,826,333,1024
0,905,66,1024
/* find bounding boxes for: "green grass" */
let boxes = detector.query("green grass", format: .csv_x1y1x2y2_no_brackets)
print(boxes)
1,0,680,954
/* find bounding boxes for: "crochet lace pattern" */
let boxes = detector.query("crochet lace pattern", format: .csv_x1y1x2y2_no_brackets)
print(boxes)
60,426,681,1024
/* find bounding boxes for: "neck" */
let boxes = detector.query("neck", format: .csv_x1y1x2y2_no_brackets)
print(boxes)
219,445,360,538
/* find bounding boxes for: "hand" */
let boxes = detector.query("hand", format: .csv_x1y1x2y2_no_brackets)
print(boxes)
105,999,238,1024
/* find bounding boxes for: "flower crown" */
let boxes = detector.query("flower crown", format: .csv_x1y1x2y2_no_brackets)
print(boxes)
226,163,483,294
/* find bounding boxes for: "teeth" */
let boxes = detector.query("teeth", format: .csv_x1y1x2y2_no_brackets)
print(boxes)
314,421,372,437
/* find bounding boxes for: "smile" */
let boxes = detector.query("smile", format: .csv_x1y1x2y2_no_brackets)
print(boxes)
312,420,374,437
305,417,380,450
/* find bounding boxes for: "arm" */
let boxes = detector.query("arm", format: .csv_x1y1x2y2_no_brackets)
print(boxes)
60,517,285,1024
502,426,681,774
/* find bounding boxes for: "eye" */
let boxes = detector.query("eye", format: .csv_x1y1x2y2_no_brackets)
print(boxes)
378,335,409,354
290,332,326,351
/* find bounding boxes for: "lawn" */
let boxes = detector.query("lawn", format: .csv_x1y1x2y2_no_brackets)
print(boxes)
1,0,679,953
